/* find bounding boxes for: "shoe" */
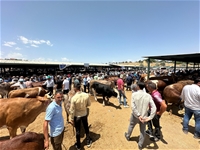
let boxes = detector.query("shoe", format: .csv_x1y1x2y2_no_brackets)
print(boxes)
124,105,129,108
194,134,200,139
124,132,130,141
182,129,188,134
149,136,159,142
75,143,81,150
145,130,153,137
87,139,92,148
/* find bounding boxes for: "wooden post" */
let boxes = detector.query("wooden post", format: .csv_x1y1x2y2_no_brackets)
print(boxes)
147,58,150,80
174,61,176,74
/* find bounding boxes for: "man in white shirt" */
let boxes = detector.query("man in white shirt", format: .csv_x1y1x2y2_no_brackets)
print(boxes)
87,74,91,92
63,77,69,94
43,76,54,95
11,78,27,89
181,77,200,139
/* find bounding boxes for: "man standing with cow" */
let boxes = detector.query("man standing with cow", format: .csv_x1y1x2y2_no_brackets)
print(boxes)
181,77,200,139
69,83,92,150
43,75,54,96
43,90,64,150
117,74,129,107
145,82,167,141
124,81,156,149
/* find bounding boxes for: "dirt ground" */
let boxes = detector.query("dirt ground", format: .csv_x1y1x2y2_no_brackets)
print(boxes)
0,91,199,150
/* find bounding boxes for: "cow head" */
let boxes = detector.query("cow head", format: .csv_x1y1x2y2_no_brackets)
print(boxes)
37,93,53,106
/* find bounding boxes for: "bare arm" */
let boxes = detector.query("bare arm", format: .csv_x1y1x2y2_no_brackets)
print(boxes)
157,100,167,116
43,120,49,150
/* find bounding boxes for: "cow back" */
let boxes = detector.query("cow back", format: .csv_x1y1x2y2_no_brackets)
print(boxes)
8,87,46,98
163,80,193,104
0,132,45,150
91,82,117,97
0,97,49,129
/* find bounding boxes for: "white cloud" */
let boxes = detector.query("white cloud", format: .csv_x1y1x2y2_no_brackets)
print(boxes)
61,57,69,61
15,47,21,50
46,40,53,46
6,52,24,59
18,36,53,47
19,36,29,44
31,44,38,48
3,41,16,47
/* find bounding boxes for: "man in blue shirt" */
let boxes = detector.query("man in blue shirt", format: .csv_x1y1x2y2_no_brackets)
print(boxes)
43,90,64,150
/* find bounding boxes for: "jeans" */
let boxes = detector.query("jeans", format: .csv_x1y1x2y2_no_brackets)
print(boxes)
74,115,91,148
183,107,200,137
118,90,127,105
126,114,146,147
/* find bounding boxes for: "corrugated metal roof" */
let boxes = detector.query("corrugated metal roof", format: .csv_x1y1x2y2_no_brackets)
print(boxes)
143,53,200,63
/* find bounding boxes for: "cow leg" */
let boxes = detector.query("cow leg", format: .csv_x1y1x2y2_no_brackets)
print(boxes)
7,127,17,139
92,88,97,101
102,95,105,106
107,97,110,104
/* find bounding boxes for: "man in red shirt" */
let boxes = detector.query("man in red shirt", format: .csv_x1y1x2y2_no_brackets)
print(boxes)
117,74,129,108
145,82,167,141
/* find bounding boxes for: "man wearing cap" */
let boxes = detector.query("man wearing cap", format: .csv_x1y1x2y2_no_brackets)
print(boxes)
11,78,27,89
43,75,54,95
0,78,4,84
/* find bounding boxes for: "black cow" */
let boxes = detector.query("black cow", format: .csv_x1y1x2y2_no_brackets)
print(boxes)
91,81,118,106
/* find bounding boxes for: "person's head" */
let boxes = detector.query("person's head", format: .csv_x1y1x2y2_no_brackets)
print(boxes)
46,75,51,80
137,81,145,90
194,77,200,86
131,84,138,92
54,90,63,105
147,82,157,92
19,78,24,83
74,83,81,92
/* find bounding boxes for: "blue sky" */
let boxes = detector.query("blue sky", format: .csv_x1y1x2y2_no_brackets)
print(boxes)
1,0,199,63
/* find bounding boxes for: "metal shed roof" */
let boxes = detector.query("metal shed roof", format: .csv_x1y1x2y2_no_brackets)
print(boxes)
143,53,200,63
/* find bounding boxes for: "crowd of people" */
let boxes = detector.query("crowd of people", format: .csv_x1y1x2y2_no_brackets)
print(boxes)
0,68,200,150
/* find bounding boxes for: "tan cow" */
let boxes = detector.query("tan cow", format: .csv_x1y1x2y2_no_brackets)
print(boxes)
163,80,194,104
0,82,15,98
63,90,76,123
0,132,45,150
0,94,51,138
8,87,47,98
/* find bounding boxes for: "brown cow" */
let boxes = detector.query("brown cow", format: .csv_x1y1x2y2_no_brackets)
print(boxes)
8,87,47,98
0,82,15,98
0,132,45,150
145,80,167,96
163,80,194,104
0,94,51,138
32,81,46,88
63,90,76,123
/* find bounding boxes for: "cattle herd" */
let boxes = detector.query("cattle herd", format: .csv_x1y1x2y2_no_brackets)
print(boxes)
0,68,199,149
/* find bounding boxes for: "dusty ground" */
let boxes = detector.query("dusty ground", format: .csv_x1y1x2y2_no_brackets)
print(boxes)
0,91,199,150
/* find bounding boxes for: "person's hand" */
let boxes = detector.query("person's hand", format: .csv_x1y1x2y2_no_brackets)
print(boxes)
142,117,151,122
138,116,145,123
44,140,49,150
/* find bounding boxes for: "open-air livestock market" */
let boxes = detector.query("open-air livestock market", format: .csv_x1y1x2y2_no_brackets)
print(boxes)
1,1,200,149
0,54,200,150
